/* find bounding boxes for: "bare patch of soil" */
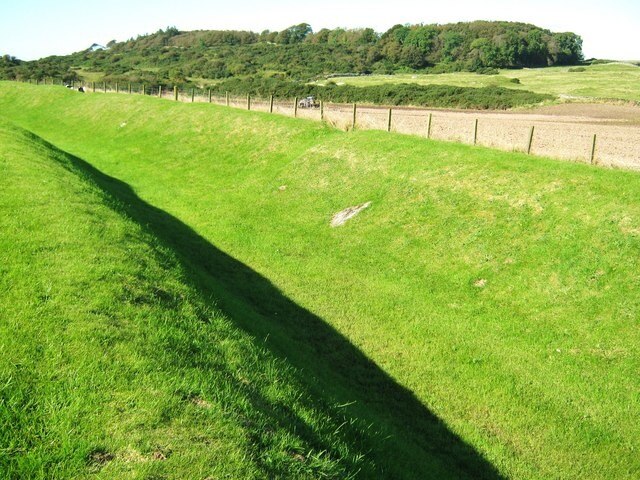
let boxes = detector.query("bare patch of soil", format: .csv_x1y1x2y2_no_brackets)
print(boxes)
331,202,372,227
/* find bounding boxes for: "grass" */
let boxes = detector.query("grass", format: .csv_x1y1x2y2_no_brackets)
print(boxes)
1,82,639,479
325,62,640,103
0,121,382,479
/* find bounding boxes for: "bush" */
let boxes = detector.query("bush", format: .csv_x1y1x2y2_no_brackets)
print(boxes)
509,78,521,84
476,67,500,75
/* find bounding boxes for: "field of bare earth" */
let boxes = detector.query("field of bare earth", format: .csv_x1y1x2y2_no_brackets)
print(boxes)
235,96,640,170
101,85,640,170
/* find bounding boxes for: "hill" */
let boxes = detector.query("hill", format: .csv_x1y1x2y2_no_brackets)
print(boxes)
0,120,387,479
0,21,583,85
327,62,640,103
1,83,639,479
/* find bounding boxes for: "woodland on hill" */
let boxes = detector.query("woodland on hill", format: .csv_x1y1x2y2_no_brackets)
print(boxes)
1,21,583,85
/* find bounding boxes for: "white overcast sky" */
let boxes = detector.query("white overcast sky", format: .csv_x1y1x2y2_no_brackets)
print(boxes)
1,0,638,61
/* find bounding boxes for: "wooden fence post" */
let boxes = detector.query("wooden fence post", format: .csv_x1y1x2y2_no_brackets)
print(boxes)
352,103,357,130
427,113,433,139
473,118,479,145
128,83,132,94
269,95,274,113
174,86,178,101
191,88,195,103
387,108,392,132
294,97,298,117
92,81,95,92
226,92,229,106
320,100,324,121
116,82,119,93
103,82,107,93
208,89,212,103
591,134,597,165
247,94,251,110
527,126,535,154
158,85,163,98
142,84,146,96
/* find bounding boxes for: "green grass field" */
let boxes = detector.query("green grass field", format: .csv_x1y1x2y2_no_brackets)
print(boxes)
325,63,640,103
1,83,639,479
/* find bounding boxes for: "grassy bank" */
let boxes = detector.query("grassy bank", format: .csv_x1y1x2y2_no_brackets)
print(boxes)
0,121,393,479
1,82,639,479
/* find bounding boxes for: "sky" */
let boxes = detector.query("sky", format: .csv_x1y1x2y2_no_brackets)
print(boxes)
1,0,638,61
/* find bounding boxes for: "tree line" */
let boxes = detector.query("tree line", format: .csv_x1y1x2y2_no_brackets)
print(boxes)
0,21,583,84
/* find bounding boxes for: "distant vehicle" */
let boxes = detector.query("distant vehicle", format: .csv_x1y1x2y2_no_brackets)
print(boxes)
298,96,319,109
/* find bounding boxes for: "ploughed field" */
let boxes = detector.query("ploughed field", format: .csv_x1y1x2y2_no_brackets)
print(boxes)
1,82,639,479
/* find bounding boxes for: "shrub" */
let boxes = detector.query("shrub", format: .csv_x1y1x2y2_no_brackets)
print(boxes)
476,67,500,75
209,76,553,110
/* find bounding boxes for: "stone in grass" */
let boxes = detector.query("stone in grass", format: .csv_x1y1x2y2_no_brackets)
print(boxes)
331,201,372,227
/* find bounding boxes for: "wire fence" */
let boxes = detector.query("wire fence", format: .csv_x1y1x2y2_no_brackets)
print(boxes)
23,78,640,170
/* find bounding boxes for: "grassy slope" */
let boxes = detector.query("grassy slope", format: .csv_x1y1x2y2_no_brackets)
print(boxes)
1,83,639,479
0,121,391,479
327,63,640,102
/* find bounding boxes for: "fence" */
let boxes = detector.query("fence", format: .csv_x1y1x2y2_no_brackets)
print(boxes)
23,78,640,170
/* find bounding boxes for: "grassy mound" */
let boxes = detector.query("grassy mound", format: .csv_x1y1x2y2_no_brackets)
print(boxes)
0,121,378,479
1,82,639,479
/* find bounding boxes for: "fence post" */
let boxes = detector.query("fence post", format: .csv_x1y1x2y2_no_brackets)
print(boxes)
158,85,163,98
226,92,229,107
191,88,195,103
427,113,433,139
269,95,274,113
527,126,535,154
128,83,132,94
92,81,95,92
247,94,251,110
142,84,146,96
473,118,479,145
591,134,597,165
116,82,119,93
103,82,107,93
320,100,324,121
352,103,357,130
208,89,212,103
387,108,392,132
294,97,298,117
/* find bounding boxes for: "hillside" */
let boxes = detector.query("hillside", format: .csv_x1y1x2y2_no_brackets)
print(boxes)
0,121,389,479
0,21,583,85
327,62,640,103
1,83,639,479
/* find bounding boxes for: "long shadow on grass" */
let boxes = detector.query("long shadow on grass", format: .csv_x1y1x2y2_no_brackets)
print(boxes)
44,138,505,479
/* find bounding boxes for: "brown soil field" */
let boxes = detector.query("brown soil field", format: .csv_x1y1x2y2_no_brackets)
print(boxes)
159,89,640,170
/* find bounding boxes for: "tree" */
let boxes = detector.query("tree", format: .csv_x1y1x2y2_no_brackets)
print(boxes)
549,32,583,65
